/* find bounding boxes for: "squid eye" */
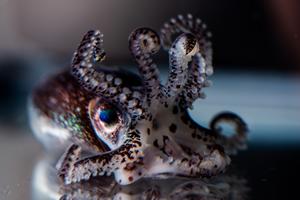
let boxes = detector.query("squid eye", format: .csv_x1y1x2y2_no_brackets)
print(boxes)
97,108,121,134
89,98,129,150
99,109,118,125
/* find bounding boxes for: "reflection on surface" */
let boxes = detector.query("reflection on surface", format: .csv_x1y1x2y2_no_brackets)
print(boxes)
32,156,249,200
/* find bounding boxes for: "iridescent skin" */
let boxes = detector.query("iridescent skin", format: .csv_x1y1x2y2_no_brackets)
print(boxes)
29,14,248,185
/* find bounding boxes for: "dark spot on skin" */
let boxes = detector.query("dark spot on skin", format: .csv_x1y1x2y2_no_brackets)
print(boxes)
153,139,159,148
169,123,177,133
128,176,133,182
180,144,193,156
172,106,178,114
181,158,188,163
152,119,159,130
147,128,151,135
192,132,196,138
136,157,144,165
138,172,142,176
189,124,195,129
162,135,169,144
181,115,188,124
150,34,156,39
209,144,225,156
143,39,148,46
214,165,218,168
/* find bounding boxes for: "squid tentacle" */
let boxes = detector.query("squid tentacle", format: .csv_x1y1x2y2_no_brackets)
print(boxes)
129,28,161,107
176,110,247,155
162,33,199,103
71,30,106,90
60,131,143,184
181,53,209,108
210,112,248,155
57,144,81,180
160,14,213,107
161,137,229,178
71,30,144,118
160,14,212,68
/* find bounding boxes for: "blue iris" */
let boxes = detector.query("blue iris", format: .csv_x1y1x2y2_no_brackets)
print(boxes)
99,109,118,124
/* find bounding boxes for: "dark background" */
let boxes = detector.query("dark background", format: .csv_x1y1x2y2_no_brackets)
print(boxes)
0,0,300,70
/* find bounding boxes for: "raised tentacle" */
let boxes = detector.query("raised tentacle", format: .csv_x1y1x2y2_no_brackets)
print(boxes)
160,14,212,68
162,33,199,103
129,28,161,107
71,30,106,89
160,14,213,108
59,131,143,185
181,53,210,108
71,30,145,118
210,112,248,155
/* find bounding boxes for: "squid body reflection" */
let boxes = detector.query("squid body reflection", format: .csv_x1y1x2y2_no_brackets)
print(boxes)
32,156,249,200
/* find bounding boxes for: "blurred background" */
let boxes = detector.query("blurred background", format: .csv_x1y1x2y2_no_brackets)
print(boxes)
0,0,299,199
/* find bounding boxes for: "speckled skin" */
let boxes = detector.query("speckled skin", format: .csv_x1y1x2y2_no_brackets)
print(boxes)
29,14,248,185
